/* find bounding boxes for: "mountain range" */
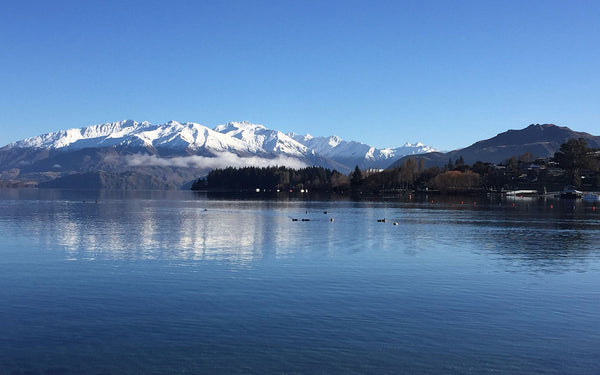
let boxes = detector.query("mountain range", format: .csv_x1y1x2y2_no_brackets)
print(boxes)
0,120,435,188
1,121,598,190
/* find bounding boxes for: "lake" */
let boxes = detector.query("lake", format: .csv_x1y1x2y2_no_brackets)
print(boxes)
1,189,599,374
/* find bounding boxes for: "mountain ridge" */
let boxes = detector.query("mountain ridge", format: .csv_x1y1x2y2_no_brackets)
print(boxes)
0,119,437,188
4,120,595,190
288,133,436,168
388,124,600,169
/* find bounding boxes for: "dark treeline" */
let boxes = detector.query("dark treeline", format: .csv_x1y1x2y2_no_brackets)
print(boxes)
192,166,349,192
191,139,600,194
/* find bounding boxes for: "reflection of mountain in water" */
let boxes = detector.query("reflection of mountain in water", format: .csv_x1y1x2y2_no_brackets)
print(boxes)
2,190,599,272
37,201,290,264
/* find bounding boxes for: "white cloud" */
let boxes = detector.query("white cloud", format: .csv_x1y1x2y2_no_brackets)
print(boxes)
123,152,308,170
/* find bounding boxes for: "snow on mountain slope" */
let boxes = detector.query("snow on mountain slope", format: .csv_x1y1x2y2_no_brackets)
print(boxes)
6,120,312,157
9,120,154,149
288,133,437,168
214,121,309,156
2,120,437,174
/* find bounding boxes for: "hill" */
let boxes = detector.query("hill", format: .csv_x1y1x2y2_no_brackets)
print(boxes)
389,124,600,168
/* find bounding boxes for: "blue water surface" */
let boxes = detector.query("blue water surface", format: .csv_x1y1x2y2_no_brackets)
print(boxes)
0,189,599,374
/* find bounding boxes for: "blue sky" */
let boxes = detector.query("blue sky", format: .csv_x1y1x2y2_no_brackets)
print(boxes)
1,0,598,150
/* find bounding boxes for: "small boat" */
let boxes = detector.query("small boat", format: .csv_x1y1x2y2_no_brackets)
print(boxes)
505,189,538,197
559,186,583,199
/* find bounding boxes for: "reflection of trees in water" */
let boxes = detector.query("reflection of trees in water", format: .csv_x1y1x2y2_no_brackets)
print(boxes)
476,208,600,273
499,228,591,266
411,200,600,272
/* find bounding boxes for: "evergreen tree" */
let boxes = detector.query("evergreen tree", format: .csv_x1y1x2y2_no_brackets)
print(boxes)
350,165,362,188
191,177,207,190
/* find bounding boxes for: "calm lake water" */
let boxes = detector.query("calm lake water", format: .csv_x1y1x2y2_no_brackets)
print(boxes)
1,189,599,374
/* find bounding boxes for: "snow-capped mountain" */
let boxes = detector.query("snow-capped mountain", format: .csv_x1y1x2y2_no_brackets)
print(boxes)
0,120,437,188
288,133,437,169
8,120,309,157
213,122,309,156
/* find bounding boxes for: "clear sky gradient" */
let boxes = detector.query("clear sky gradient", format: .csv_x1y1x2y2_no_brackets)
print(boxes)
1,0,598,150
